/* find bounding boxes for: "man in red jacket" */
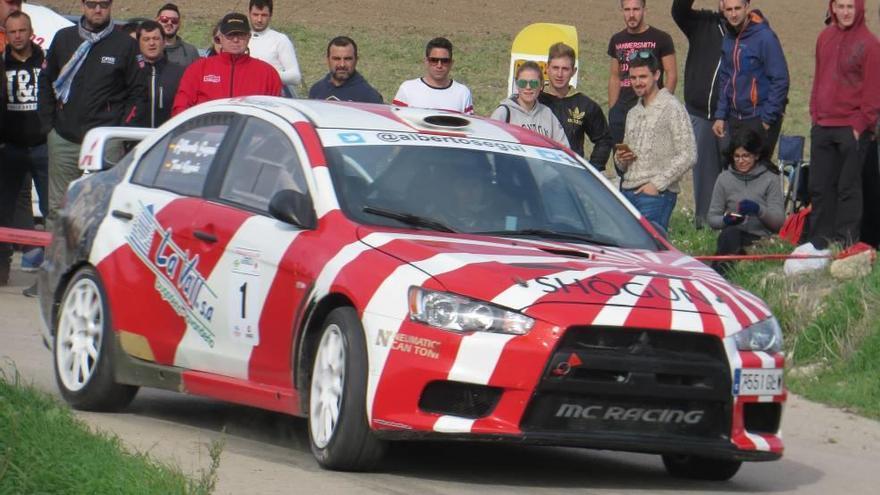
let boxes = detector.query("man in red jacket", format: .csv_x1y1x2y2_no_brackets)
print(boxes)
808,0,880,251
172,12,281,115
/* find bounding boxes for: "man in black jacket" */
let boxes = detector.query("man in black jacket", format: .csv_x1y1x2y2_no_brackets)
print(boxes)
38,0,146,231
539,42,613,171
0,10,45,288
137,20,184,127
672,0,727,228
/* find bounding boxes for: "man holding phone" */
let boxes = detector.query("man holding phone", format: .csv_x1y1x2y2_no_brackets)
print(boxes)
614,51,696,231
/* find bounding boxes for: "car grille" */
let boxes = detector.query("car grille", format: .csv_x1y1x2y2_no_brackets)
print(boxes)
521,327,732,440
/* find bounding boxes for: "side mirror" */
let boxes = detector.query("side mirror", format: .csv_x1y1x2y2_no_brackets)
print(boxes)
269,189,317,229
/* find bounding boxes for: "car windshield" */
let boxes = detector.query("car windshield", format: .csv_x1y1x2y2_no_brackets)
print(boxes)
322,133,659,251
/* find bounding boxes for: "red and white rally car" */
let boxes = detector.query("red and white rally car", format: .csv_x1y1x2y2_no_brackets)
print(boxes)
39,98,785,479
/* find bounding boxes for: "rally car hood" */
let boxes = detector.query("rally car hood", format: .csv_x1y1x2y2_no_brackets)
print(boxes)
358,228,771,337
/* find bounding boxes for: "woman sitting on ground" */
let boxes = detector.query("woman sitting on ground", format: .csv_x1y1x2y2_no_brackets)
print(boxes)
490,61,569,147
707,129,785,276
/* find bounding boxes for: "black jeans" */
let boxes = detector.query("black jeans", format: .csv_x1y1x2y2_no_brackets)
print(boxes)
711,227,760,277
808,125,868,249
728,116,783,161
0,142,49,274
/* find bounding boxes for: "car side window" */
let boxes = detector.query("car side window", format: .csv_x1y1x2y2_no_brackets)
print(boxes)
131,116,231,197
219,117,309,212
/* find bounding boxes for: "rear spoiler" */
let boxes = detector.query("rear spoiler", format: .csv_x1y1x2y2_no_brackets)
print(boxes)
79,127,154,173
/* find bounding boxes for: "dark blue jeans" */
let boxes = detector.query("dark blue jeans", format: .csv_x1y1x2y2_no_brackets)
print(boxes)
622,188,677,232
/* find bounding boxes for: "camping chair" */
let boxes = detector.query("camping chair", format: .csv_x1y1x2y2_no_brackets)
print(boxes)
778,135,809,214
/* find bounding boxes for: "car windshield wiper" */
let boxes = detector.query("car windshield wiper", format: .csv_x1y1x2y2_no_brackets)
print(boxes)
363,206,457,233
474,228,620,247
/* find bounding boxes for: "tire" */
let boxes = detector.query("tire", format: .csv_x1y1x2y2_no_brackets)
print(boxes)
308,307,386,471
662,454,742,481
53,267,138,411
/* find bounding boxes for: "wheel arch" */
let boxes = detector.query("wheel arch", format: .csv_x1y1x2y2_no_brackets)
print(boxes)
294,292,358,414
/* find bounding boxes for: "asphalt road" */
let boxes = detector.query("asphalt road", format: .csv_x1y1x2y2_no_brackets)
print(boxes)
2,268,879,494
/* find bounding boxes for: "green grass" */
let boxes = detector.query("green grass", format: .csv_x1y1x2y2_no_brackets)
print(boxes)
0,368,221,495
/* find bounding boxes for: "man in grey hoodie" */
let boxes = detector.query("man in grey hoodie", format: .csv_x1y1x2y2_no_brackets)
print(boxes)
490,61,568,146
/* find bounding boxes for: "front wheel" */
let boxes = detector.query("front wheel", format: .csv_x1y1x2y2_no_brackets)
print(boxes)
54,267,138,411
308,307,386,471
661,454,742,481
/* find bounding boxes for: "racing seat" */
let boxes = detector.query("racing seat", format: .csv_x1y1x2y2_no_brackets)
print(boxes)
778,135,809,214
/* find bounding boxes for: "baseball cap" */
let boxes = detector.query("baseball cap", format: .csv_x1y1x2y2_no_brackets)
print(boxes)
218,12,249,35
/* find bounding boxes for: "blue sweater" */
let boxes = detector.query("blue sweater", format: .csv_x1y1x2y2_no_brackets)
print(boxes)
714,10,790,124
308,71,383,104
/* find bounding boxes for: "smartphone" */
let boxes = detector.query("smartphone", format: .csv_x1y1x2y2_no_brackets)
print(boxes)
728,212,744,219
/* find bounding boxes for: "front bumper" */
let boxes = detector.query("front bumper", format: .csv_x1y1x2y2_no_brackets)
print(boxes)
369,321,784,461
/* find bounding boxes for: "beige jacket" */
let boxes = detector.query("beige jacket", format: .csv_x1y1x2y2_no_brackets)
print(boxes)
618,88,697,193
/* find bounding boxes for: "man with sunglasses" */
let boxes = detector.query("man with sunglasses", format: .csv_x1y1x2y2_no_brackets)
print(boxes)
392,37,474,115
172,12,281,116
38,0,146,233
607,0,677,145
613,51,696,231
156,3,198,68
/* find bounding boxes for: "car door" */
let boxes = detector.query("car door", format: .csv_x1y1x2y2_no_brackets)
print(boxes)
93,113,238,367
172,114,317,387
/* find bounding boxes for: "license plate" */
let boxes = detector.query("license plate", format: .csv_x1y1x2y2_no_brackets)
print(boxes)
734,369,784,396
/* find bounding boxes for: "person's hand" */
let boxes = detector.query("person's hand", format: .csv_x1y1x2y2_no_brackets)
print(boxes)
615,148,636,168
762,121,771,131
737,199,761,216
636,182,659,196
712,119,726,138
723,212,745,226
853,128,861,141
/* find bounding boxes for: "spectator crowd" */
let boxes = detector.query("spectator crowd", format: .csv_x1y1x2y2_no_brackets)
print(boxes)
0,0,877,293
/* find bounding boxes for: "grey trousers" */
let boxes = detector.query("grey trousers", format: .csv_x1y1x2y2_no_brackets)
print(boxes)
47,129,83,232
690,114,726,228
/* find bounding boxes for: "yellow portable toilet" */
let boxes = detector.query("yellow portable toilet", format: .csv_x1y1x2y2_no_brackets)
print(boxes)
508,23,579,96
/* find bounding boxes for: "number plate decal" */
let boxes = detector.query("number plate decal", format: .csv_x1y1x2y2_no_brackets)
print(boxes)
734,369,784,396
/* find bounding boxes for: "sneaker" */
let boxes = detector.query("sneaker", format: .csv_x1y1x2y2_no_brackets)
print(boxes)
784,242,831,276
21,247,44,273
22,282,38,298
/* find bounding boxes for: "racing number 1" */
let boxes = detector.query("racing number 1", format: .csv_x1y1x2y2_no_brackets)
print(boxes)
240,282,247,318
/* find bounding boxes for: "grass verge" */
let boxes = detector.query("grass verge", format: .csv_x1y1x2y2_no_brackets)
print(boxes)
0,367,221,495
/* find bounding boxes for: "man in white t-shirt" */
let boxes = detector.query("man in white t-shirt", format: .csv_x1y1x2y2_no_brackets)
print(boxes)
393,37,473,114
247,0,302,96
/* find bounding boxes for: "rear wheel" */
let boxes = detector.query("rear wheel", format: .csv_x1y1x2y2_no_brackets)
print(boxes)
308,307,386,471
662,454,742,481
54,267,138,411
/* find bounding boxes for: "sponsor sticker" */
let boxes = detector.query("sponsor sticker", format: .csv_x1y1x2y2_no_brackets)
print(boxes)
100,56,116,64
375,329,441,359
203,74,221,83
229,247,262,346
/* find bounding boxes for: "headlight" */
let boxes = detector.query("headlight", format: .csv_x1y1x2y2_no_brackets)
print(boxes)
408,287,535,335
734,317,783,354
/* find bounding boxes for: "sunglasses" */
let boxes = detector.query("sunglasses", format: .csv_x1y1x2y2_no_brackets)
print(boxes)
516,79,541,90
83,1,112,9
427,57,451,65
158,15,180,25
626,49,655,62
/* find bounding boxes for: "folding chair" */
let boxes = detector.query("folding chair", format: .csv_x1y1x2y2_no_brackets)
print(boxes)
778,135,809,214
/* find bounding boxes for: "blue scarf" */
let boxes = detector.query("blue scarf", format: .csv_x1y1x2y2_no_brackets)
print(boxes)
53,19,115,104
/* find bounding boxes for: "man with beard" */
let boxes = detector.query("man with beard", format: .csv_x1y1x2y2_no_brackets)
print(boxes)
607,0,676,145
613,51,696,231
308,36,383,103
156,3,198,67
712,0,789,160
672,0,728,228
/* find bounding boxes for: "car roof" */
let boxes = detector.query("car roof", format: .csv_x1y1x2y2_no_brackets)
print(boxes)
195,97,557,148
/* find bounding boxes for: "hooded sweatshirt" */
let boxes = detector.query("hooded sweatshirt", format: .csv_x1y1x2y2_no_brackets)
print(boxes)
810,0,880,135
308,71,383,103
714,10,790,124
490,96,569,147
707,161,784,238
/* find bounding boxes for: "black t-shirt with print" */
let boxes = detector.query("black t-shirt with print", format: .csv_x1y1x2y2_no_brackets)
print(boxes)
607,26,675,107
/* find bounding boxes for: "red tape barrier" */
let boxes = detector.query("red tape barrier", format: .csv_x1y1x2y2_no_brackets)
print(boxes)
0,227,52,247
